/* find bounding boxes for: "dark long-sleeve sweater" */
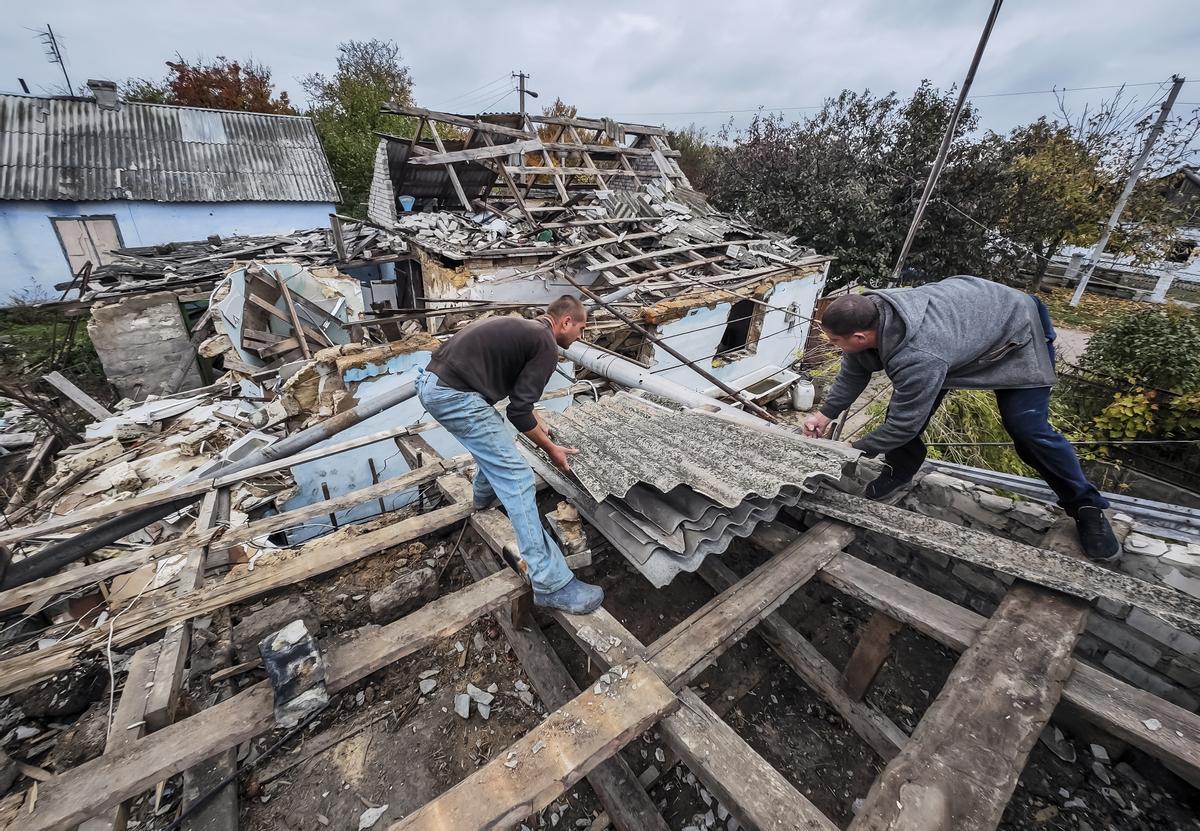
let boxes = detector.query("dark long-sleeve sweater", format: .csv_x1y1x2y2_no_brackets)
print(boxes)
425,315,559,432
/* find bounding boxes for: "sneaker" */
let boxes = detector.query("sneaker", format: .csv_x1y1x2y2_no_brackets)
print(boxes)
1075,507,1120,563
534,577,605,614
864,470,914,502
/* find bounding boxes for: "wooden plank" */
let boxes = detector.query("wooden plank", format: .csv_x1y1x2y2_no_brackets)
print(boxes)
427,125,474,210
459,539,671,831
662,688,839,831
382,104,533,140
647,521,856,688
408,138,545,166
42,371,112,420
0,502,475,695
144,490,226,732
243,292,328,346
842,610,904,701
504,166,638,177
697,557,907,761
88,642,161,831
8,569,528,831
751,522,1200,784
272,270,312,359
389,659,677,831
799,490,1200,638
849,581,1087,830
528,114,670,137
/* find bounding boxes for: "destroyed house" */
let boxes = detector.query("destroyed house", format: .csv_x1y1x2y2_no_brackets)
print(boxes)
5,104,1200,831
0,82,339,304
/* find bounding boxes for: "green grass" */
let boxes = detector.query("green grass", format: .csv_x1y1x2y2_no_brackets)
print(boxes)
0,308,107,391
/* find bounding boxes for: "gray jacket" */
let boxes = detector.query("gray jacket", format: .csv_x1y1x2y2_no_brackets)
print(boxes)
819,276,1056,455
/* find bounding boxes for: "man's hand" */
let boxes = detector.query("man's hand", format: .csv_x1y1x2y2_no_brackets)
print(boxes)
546,443,579,474
802,412,832,438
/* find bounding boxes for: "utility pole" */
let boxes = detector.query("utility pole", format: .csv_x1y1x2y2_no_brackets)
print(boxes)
513,71,531,119
891,0,1003,283
39,24,73,94
1070,74,1186,306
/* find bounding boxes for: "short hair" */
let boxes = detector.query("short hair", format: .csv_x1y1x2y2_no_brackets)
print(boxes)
820,294,879,336
546,294,586,321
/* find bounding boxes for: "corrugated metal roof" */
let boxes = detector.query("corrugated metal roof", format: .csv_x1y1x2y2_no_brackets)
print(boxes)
530,394,857,586
0,94,339,203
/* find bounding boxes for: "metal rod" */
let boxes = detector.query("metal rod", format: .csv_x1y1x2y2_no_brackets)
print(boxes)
891,0,1004,280
559,273,779,422
1070,74,1186,306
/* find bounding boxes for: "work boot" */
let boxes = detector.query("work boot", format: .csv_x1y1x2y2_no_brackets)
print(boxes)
534,577,605,614
1075,506,1120,563
472,495,499,512
864,470,915,502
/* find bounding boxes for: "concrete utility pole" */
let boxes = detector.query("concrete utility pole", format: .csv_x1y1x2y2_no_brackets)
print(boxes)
1070,74,1186,306
891,0,1004,283
513,71,537,119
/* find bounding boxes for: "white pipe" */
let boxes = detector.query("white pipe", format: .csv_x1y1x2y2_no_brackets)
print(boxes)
560,341,764,427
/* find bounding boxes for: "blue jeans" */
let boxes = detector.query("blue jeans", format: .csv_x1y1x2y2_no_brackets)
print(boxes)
417,371,574,593
883,298,1109,515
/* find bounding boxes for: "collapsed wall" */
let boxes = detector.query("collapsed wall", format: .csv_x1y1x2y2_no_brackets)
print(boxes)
851,469,1200,713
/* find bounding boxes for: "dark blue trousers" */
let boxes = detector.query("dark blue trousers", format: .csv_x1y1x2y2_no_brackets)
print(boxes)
882,298,1108,515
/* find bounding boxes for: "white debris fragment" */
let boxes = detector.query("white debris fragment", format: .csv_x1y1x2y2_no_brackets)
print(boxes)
514,680,530,692
419,679,437,695
655,748,665,763
358,805,388,829
1143,718,1162,731
505,751,519,769
1090,744,1110,763
418,669,439,679
478,703,491,720
454,694,471,719
532,739,546,755
487,683,499,694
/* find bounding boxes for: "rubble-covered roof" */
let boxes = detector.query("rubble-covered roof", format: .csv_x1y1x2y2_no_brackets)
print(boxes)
0,94,339,203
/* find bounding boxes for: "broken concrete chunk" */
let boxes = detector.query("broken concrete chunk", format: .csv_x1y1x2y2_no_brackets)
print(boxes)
477,703,491,720
466,683,494,705
454,694,471,719
233,596,320,661
368,568,438,624
419,679,437,695
418,669,439,680
358,804,388,829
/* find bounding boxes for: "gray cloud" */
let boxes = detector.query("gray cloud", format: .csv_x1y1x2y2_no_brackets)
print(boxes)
3,0,1196,141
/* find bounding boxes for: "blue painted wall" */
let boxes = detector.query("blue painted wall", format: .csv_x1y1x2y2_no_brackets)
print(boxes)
0,199,335,303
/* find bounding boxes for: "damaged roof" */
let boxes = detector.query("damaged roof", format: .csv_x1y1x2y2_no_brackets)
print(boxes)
0,94,339,203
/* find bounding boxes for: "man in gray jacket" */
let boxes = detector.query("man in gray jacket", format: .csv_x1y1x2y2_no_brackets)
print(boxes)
803,276,1118,561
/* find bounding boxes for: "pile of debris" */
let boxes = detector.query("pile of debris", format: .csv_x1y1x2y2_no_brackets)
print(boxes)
72,220,408,302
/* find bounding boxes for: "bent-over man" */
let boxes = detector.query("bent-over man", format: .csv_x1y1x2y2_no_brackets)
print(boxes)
418,295,605,612
803,275,1119,562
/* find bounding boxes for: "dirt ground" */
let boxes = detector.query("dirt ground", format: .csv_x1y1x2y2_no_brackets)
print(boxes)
115,512,1200,831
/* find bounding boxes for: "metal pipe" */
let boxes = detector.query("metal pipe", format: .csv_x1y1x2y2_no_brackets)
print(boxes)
1,380,419,589
561,341,764,426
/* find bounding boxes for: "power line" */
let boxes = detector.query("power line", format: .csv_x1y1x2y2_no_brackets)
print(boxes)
431,74,512,109
476,86,518,114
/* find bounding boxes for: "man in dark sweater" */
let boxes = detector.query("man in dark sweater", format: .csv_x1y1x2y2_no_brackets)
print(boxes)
802,276,1118,562
418,295,604,613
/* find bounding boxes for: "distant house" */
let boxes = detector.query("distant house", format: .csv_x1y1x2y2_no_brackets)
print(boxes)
0,80,339,304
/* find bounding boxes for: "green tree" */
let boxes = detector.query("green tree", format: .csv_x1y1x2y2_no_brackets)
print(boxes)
302,39,416,214
667,124,716,192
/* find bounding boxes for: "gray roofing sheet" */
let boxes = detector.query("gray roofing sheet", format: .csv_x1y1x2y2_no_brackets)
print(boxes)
528,394,857,586
0,94,339,203
543,394,855,506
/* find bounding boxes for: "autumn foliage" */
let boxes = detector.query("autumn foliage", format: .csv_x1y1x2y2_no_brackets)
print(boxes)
123,55,294,114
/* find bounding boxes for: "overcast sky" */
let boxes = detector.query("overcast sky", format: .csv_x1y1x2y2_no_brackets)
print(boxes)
3,0,1198,139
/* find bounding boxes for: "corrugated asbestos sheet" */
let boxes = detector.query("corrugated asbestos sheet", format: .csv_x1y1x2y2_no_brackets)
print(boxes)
0,94,339,203
533,394,857,586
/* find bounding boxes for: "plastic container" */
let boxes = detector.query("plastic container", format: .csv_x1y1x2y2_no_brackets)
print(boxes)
791,379,816,411
398,195,416,212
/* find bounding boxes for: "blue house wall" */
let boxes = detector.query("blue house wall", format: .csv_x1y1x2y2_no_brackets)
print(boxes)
0,199,335,303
